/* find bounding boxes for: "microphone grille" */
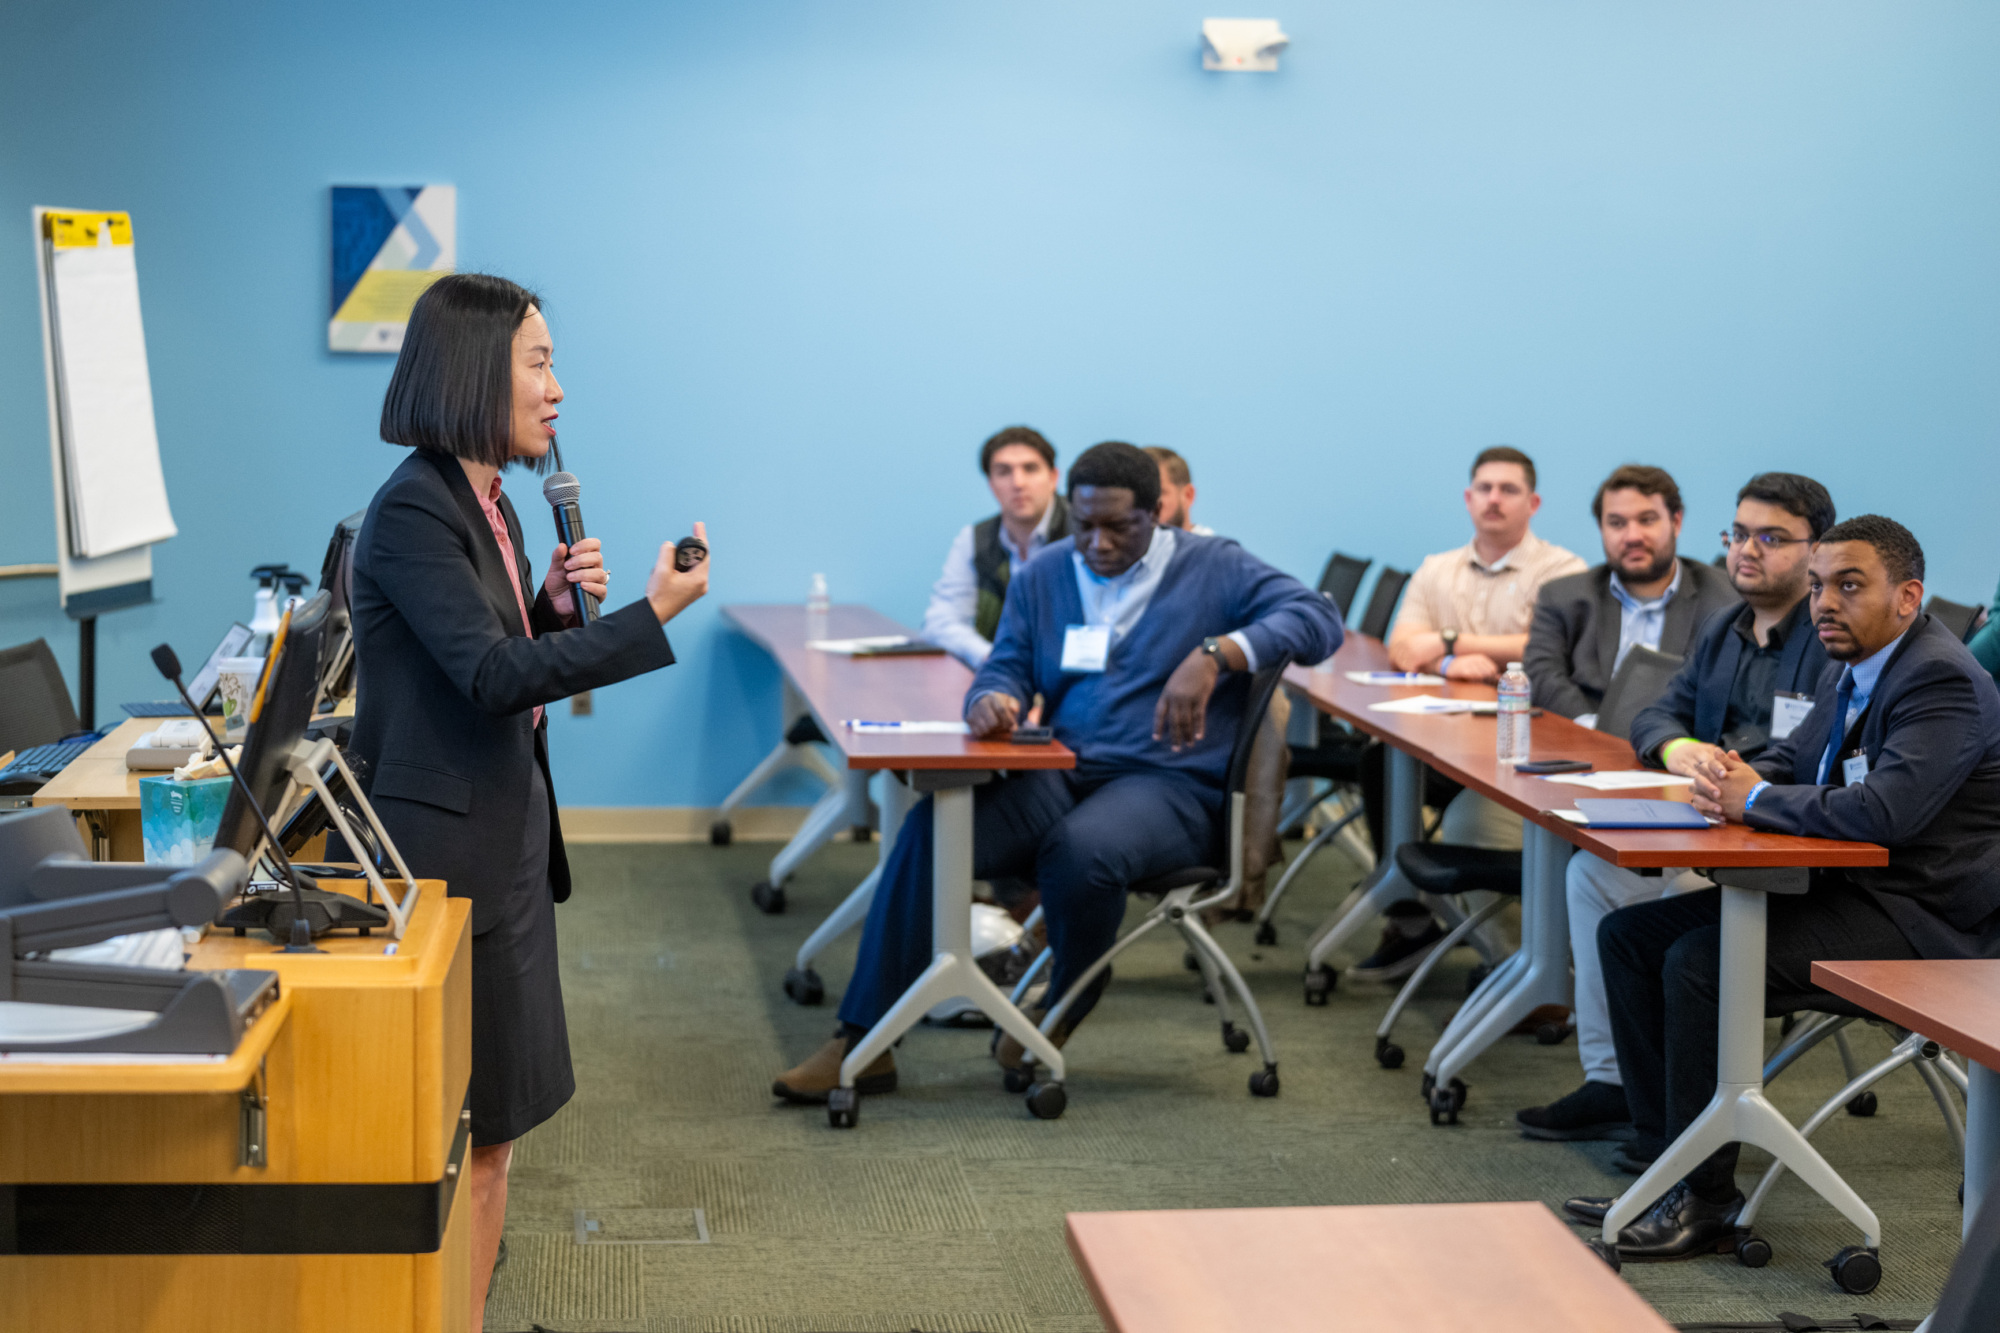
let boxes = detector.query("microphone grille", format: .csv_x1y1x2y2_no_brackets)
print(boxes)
542,472,581,506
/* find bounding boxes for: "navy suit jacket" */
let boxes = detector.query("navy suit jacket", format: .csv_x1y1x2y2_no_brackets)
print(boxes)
349,449,677,932
1747,613,2000,959
1628,601,1827,764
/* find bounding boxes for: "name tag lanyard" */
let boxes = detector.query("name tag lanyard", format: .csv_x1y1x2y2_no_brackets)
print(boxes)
1828,702,1875,786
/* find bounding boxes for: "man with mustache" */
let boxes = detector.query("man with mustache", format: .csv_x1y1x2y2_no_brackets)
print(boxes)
1566,515,2000,1263
1517,473,1831,1151
772,442,1342,1101
1355,447,1586,981
1522,465,1738,726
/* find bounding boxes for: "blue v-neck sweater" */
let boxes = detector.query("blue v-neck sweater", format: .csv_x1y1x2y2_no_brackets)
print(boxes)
968,533,1343,789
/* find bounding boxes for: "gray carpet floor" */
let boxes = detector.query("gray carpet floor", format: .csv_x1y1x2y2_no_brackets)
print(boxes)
484,834,1966,1331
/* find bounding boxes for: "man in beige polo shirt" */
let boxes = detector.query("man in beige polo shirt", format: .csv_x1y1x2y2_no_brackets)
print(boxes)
1353,445,1586,980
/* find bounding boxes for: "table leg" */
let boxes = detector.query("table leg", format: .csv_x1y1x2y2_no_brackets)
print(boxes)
1304,746,1423,972
1604,884,1880,1253
763,768,873,893
839,774,1065,1109
1424,823,1573,1088
1967,1061,1999,1239
787,773,918,996
717,680,842,824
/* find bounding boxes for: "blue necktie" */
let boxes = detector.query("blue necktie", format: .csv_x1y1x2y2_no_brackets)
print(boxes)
1818,669,1855,785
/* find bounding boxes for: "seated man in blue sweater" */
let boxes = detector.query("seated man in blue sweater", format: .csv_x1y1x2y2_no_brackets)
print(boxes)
773,441,1344,1101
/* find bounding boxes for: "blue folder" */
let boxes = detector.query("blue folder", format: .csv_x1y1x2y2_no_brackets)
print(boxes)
1573,798,1711,829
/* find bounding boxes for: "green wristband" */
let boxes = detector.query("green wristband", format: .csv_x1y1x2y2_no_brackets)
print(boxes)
1660,738,1700,767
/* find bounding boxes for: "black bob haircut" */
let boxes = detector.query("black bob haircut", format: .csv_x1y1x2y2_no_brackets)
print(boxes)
1817,515,1925,585
979,425,1055,475
1067,441,1161,512
1738,472,1836,541
381,273,543,471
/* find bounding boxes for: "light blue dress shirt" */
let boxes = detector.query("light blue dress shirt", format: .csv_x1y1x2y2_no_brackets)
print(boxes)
1069,528,1258,668
1607,562,1684,675
1814,627,1907,784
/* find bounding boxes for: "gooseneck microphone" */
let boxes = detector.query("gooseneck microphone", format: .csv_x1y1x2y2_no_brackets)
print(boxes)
151,643,322,953
541,465,600,625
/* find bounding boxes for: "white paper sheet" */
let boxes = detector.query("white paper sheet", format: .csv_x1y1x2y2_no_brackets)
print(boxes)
1540,770,1695,791
844,720,969,735
808,636,917,654
1366,695,1498,715
1344,671,1445,686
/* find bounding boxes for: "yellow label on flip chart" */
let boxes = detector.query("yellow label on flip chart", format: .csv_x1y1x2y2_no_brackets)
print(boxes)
332,267,446,325
43,210,133,247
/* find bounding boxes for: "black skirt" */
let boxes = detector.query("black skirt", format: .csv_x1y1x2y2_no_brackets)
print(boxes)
468,759,574,1145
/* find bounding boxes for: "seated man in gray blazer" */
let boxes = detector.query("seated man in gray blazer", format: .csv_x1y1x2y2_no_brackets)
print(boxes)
1576,516,2000,1263
1524,464,1740,727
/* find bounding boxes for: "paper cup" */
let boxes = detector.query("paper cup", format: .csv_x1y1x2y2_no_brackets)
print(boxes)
215,656,265,743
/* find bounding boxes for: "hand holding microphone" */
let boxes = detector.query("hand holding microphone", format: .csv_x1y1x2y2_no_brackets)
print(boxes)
541,468,601,623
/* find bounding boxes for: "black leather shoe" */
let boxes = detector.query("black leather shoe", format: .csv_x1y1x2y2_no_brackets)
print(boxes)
1562,1195,1614,1225
1517,1081,1635,1142
1613,1181,1745,1262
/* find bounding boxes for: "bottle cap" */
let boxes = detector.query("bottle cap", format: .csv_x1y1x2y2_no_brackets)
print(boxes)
1506,662,1523,671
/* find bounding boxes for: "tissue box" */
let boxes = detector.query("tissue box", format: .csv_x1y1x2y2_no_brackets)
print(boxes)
140,775,235,865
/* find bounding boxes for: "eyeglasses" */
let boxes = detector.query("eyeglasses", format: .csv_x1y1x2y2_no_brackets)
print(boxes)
1721,528,1811,550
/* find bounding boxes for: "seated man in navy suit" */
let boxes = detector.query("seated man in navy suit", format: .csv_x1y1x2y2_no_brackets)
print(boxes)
1572,515,2000,1261
772,441,1343,1102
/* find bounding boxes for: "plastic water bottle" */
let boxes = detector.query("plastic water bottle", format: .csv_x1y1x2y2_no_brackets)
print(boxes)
1497,661,1532,763
806,573,830,614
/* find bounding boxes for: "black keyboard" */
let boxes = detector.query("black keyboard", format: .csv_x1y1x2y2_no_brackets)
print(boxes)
0,733,105,794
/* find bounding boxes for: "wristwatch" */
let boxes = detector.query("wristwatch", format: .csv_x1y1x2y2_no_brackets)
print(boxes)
1440,628,1459,658
1200,636,1230,669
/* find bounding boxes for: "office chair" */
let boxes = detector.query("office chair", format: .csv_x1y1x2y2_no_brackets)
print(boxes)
1593,645,1684,743
1315,552,1372,620
0,639,82,757
1003,658,1293,1100
1355,568,1410,640
1925,596,1983,644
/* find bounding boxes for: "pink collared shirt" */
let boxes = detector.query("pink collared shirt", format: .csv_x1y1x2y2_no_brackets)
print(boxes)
476,476,543,730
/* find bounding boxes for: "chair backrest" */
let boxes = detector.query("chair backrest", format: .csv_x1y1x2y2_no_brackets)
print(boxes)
1355,567,1410,639
1925,596,1982,644
0,639,81,756
1595,644,1684,744
1225,657,1294,796
1315,552,1371,619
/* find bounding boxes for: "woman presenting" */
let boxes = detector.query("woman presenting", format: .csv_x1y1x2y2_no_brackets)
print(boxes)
349,273,706,1320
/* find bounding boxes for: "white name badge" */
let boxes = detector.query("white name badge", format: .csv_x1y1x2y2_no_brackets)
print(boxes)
1842,753,1870,786
1771,692,1814,741
1061,624,1111,673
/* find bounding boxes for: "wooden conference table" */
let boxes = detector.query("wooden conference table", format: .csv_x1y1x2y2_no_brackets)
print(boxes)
1815,959,2000,1246
1066,1202,1676,1333
1286,634,1891,1259
722,604,1075,1123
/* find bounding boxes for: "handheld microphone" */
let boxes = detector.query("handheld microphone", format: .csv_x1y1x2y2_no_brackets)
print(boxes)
541,469,600,625
151,643,323,953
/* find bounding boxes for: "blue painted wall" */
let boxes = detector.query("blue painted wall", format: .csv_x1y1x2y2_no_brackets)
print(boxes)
3,2,1995,805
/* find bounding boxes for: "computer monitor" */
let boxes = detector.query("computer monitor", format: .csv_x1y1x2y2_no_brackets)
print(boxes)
214,591,330,869
316,509,365,700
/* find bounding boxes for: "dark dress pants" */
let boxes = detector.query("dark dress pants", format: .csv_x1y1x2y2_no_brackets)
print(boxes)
837,768,1221,1033
1599,876,1919,1196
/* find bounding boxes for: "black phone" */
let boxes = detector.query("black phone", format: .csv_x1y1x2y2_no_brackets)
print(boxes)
1513,759,1592,775
1009,725,1054,745
674,536,708,572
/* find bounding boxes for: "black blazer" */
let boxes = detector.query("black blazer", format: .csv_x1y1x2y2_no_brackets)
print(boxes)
349,449,676,933
1748,613,2000,960
1524,558,1740,720
1628,600,1827,765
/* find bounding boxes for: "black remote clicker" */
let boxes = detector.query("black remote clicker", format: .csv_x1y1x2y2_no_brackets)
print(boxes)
674,537,708,572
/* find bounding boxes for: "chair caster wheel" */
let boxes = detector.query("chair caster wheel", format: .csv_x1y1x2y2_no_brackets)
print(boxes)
827,1088,859,1128
1303,965,1335,1006
1535,1021,1572,1046
1826,1245,1881,1294
1222,1023,1251,1053
1420,1071,1436,1100
782,967,824,1006
1249,1064,1279,1097
1845,1090,1878,1117
1003,1064,1036,1094
1025,1081,1067,1119
1734,1234,1772,1268
1587,1237,1621,1272
750,881,786,914
1427,1078,1467,1125
850,823,872,843
1375,1036,1405,1069
1254,922,1277,947
1183,948,1200,972
1465,962,1492,998
709,819,732,846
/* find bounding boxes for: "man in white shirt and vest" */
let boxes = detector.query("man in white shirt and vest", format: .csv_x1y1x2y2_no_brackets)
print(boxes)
923,426,1070,669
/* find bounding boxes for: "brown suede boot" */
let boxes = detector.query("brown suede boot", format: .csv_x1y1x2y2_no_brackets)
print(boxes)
772,1029,896,1104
